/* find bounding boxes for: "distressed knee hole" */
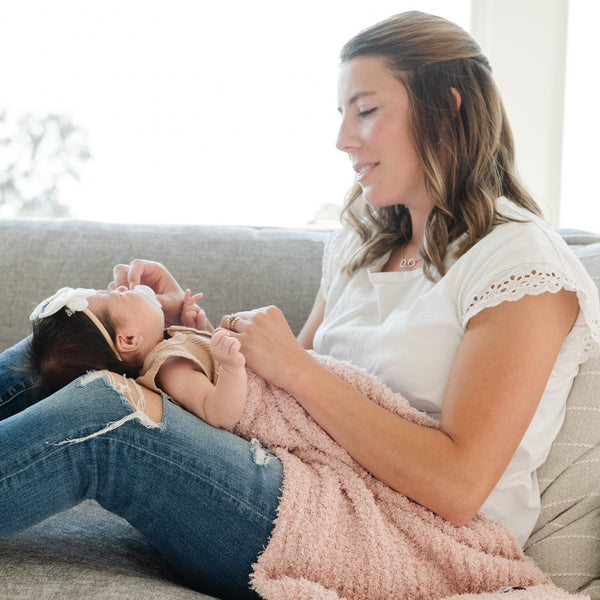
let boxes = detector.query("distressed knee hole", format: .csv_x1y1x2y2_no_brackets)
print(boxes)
100,372,165,425
250,438,274,466
50,372,163,446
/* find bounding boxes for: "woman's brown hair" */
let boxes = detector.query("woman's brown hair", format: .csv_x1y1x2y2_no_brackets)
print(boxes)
339,11,541,279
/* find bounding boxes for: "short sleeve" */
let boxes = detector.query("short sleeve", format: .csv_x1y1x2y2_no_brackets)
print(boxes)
137,327,218,396
456,218,600,364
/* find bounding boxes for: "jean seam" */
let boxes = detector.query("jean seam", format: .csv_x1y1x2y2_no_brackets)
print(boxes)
0,447,63,483
0,382,38,408
0,445,96,502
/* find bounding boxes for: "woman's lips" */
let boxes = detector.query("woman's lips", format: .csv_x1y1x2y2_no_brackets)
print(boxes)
354,162,378,183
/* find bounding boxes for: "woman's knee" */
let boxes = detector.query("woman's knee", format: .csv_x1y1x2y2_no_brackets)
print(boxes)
100,372,164,424
34,371,164,447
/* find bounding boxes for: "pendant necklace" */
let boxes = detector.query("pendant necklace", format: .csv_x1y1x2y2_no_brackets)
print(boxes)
398,246,422,270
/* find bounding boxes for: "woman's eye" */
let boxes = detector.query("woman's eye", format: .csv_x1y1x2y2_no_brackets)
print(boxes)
358,107,377,118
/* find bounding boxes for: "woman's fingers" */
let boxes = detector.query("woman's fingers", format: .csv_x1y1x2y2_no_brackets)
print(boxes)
110,260,165,291
109,264,130,289
220,310,253,332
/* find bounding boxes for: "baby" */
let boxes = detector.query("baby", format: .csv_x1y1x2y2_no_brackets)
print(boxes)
28,285,246,429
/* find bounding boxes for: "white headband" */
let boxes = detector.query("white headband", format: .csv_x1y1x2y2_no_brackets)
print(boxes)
30,287,122,361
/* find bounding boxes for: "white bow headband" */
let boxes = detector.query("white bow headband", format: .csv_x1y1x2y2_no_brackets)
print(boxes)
30,287,122,361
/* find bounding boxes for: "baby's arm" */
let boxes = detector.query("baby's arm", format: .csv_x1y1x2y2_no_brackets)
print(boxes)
204,328,247,427
155,330,246,429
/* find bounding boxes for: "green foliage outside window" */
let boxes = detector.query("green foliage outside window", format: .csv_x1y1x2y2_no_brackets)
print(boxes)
0,110,91,217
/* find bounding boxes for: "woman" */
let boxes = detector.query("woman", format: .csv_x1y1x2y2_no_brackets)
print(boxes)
1,11,598,600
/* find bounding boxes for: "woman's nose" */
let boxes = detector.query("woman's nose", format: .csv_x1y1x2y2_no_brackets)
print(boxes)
336,118,359,153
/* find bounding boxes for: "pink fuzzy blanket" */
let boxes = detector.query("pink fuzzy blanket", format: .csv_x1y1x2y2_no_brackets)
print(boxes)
232,354,588,600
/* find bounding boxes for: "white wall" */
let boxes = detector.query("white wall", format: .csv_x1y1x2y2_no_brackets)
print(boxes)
560,0,600,232
471,0,569,225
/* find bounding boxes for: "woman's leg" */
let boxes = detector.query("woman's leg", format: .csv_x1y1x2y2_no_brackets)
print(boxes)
0,337,43,420
0,372,282,600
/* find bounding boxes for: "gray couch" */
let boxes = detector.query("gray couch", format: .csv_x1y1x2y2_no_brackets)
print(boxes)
0,218,599,600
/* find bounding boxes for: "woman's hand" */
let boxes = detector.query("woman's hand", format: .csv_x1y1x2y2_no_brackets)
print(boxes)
110,259,187,328
220,306,310,388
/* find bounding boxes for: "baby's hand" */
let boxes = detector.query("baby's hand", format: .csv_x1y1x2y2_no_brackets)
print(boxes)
211,328,246,370
180,289,209,330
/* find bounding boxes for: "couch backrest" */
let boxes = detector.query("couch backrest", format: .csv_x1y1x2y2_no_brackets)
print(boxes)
0,219,329,351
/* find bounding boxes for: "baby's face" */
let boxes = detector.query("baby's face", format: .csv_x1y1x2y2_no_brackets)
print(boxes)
87,285,165,346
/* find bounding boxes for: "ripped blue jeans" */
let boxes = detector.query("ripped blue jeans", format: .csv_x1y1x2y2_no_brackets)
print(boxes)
0,339,283,600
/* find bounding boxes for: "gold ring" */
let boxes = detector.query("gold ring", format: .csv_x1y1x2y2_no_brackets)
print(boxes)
227,314,241,330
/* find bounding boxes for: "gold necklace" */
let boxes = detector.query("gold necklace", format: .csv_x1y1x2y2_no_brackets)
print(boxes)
398,246,422,270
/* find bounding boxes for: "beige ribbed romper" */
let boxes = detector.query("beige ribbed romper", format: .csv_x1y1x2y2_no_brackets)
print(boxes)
136,326,219,397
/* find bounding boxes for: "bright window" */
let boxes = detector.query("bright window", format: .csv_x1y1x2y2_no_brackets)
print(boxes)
560,0,600,231
0,1,469,227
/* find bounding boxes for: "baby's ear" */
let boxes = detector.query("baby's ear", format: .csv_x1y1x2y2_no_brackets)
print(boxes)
115,327,143,357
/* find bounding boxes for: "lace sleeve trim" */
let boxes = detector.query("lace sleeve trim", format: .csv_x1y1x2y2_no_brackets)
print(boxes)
463,267,600,363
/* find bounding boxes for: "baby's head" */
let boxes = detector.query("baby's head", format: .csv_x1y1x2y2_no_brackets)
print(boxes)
29,285,165,396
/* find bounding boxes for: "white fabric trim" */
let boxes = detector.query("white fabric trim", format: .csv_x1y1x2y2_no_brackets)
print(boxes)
463,266,600,364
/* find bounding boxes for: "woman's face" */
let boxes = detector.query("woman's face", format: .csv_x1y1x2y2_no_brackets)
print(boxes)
336,56,431,213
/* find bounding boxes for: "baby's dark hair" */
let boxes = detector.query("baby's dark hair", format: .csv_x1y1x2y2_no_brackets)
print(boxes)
28,307,141,397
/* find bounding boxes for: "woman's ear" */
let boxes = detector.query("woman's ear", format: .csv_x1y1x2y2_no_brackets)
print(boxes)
450,87,462,114
439,88,462,139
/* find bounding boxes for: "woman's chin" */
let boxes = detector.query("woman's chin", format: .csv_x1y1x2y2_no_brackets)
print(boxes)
363,192,401,209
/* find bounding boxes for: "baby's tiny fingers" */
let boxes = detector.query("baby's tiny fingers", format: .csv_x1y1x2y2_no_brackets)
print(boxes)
228,338,242,354
211,328,229,342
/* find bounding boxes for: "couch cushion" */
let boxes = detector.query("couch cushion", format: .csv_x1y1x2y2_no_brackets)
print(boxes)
0,500,215,599
524,231,600,599
525,355,600,597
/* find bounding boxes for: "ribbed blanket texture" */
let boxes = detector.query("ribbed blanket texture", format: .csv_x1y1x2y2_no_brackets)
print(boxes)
231,353,587,600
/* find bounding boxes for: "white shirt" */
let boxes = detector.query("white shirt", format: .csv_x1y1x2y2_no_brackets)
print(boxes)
313,198,600,545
